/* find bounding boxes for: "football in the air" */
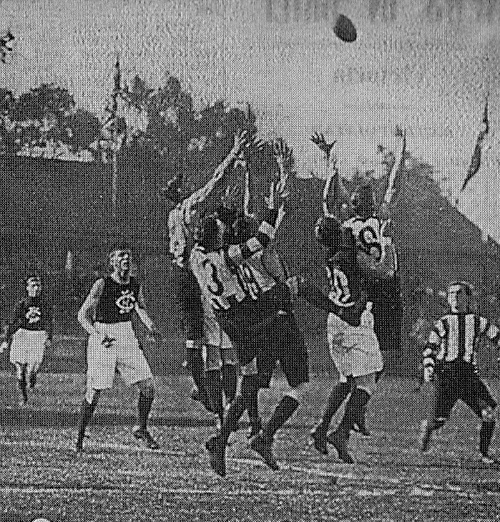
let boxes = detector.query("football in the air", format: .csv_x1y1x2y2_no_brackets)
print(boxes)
333,14,357,43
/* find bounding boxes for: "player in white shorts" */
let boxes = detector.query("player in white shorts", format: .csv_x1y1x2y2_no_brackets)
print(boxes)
75,245,161,452
0,275,53,406
201,291,238,423
310,216,393,463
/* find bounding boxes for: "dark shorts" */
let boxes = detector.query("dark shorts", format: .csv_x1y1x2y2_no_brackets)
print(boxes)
172,263,204,341
432,364,497,420
220,310,309,388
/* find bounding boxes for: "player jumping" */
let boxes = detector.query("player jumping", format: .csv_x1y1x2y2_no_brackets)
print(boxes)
75,245,161,452
0,275,53,406
310,216,394,463
419,281,500,464
164,131,247,418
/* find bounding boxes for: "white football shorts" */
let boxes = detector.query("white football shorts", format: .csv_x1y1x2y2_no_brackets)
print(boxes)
9,328,47,366
327,311,383,379
86,321,153,390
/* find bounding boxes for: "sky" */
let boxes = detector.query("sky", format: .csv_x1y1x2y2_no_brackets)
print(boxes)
1,0,500,238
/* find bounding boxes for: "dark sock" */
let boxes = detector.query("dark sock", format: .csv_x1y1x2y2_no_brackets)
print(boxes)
337,388,371,439
261,395,300,442
222,363,237,404
480,420,495,456
220,395,246,445
241,375,260,422
18,373,27,402
187,348,206,398
205,369,223,418
77,398,97,443
317,382,351,432
137,392,154,430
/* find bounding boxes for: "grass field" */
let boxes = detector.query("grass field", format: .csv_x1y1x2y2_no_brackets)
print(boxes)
2,371,500,522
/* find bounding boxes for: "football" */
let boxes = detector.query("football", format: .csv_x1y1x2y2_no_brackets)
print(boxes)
333,14,357,43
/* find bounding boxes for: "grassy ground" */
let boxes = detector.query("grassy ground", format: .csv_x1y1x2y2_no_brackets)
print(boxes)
1,371,500,522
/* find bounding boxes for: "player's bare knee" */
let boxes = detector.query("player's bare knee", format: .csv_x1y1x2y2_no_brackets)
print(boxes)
137,378,155,398
221,347,237,366
241,359,258,376
186,338,203,351
481,407,495,423
433,416,446,430
15,363,25,380
284,382,307,402
85,388,101,405
205,344,222,371
354,373,377,395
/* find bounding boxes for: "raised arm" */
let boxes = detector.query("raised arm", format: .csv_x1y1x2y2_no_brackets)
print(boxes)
226,178,287,265
77,279,105,336
310,132,350,218
180,130,248,224
382,126,406,208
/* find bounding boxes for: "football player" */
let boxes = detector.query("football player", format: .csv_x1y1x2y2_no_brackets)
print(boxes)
419,281,500,464
311,129,405,352
310,216,394,463
75,244,161,452
164,132,248,415
0,275,53,406
191,175,342,476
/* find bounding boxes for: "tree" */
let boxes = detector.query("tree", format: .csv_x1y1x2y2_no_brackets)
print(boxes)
10,83,76,157
64,109,101,157
0,88,19,154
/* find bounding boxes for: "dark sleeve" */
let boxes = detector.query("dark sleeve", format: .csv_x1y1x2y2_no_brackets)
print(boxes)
295,276,339,314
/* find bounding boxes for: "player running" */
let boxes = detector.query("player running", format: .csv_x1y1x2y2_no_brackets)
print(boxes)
75,245,161,452
0,275,53,406
419,281,500,464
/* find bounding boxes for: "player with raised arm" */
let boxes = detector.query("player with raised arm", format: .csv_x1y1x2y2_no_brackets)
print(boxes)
419,281,500,464
343,128,406,352
309,216,391,463
164,132,248,417
191,157,342,476
0,275,53,406
75,245,161,452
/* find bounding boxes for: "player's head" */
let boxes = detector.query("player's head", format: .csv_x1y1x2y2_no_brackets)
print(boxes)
447,281,473,313
232,214,259,244
194,214,225,251
109,243,132,274
351,183,375,218
26,275,42,297
315,216,343,254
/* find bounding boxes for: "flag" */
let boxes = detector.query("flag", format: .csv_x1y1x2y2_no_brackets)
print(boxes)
461,97,489,192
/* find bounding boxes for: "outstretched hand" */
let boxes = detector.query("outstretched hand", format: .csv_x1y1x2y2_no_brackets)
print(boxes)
231,130,265,161
221,184,242,210
266,175,290,210
310,132,337,161
273,138,293,167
